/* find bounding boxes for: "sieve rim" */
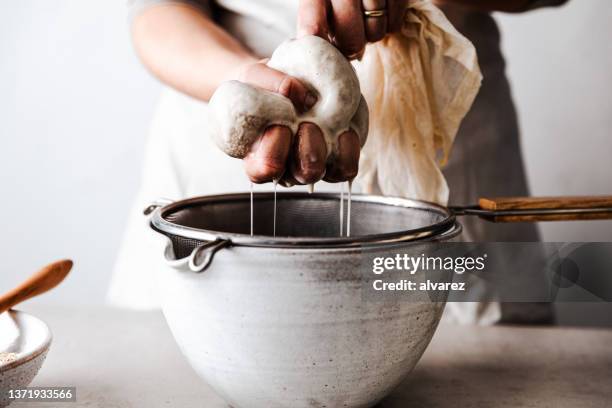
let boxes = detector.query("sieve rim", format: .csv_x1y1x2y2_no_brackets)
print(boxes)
150,192,458,248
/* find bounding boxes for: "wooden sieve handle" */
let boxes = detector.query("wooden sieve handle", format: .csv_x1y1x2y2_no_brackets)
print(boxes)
476,196,612,222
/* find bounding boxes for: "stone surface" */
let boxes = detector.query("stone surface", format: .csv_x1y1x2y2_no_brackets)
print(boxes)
18,305,612,408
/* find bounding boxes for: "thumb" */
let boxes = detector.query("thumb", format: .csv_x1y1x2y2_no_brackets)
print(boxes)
238,63,318,113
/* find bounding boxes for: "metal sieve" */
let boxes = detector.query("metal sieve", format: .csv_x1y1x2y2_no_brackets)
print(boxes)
146,192,612,272
145,192,461,271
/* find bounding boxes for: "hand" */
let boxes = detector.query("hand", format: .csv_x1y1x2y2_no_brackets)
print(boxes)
297,0,406,59
235,61,361,185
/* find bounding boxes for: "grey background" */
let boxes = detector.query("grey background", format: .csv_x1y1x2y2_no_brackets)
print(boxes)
0,1,610,324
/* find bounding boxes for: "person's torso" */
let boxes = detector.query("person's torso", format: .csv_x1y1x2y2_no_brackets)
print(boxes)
150,0,507,198
211,1,503,63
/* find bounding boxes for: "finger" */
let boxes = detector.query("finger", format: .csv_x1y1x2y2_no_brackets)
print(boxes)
324,130,361,182
297,0,330,40
290,123,328,184
387,0,405,33
330,0,367,59
243,126,292,183
363,0,388,42
278,173,298,188
239,63,317,113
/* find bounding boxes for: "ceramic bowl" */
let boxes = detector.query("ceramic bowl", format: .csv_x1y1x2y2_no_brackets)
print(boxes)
159,244,446,408
0,310,51,408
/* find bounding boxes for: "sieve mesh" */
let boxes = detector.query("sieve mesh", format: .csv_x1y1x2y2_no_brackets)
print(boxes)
152,192,458,250
170,235,205,259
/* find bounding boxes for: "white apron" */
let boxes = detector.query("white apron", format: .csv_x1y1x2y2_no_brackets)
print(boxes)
110,0,552,324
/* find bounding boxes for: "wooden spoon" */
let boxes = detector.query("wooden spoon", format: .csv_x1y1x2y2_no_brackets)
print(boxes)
0,260,73,314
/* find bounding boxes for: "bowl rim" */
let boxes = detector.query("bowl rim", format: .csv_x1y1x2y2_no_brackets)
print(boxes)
0,309,52,372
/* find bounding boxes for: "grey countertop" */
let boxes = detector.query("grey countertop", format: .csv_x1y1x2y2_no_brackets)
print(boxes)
18,305,612,408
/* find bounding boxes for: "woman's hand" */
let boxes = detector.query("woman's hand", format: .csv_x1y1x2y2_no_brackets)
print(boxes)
297,0,406,59
236,61,360,185
132,4,362,185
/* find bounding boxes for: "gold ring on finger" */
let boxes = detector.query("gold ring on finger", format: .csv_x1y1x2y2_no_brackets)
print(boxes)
364,9,386,17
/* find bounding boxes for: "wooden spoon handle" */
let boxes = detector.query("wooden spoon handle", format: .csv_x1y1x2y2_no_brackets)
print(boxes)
477,196,612,222
0,260,73,314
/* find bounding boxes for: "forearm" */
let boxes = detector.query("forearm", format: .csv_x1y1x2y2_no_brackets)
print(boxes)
131,3,257,101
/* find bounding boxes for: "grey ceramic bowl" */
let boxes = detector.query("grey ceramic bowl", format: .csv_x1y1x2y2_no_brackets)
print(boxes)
0,310,51,408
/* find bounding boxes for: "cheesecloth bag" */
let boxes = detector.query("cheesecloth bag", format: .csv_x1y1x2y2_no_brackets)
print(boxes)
354,0,482,205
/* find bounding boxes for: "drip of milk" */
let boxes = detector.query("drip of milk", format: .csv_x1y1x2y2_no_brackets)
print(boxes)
339,182,344,236
250,182,254,236
247,179,352,239
347,180,352,237
273,178,278,237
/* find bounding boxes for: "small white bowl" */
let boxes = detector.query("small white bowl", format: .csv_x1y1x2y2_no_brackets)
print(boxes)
0,310,52,408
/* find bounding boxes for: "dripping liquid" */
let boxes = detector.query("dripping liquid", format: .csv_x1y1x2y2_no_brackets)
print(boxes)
273,178,278,237
248,180,352,239
250,182,254,236
339,183,344,236
346,180,352,237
